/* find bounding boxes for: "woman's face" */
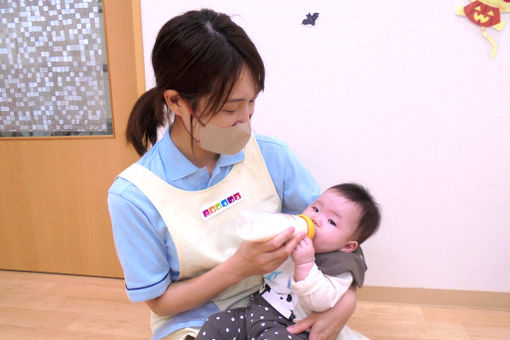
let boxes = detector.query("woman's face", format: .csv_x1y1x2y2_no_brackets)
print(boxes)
195,65,258,129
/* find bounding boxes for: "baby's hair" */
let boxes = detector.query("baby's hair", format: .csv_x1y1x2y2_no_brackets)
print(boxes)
328,183,381,245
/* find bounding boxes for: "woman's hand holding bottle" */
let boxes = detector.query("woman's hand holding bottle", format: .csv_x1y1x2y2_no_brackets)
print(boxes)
228,227,306,280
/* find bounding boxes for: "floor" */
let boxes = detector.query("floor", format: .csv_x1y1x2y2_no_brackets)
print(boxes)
1,270,509,339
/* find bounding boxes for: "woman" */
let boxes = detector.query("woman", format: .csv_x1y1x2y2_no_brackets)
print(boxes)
108,9,361,340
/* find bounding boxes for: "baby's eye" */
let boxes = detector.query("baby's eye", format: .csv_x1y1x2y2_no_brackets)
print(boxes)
312,207,319,212
328,219,337,226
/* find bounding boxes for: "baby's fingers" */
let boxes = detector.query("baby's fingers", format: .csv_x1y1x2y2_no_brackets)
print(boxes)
282,232,306,255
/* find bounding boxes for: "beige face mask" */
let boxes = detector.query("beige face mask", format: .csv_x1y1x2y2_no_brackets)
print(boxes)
197,120,251,155
179,101,252,155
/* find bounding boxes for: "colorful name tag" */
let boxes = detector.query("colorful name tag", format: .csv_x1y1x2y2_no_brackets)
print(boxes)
200,192,244,221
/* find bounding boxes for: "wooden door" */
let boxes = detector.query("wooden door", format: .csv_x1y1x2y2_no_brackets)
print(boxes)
0,0,144,277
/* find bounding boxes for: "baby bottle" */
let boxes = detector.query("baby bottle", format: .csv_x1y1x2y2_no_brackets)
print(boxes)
236,210,315,242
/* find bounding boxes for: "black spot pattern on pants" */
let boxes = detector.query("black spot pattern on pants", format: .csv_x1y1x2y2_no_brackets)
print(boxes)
195,294,308,340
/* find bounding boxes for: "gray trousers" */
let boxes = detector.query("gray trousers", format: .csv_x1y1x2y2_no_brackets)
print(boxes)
196,293,308,340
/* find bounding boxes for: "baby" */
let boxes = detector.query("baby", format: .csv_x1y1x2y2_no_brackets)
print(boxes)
197,183,380,340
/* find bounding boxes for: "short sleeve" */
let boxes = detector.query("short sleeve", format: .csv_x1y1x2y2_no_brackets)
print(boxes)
108,179,177,302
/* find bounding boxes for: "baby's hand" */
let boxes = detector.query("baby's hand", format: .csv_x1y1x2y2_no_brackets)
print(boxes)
291,237,315,265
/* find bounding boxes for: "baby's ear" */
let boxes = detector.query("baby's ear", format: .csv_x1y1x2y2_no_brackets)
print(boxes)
340,240,358,253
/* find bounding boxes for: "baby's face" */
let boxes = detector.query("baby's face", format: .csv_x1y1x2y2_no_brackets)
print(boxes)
302,189,361,253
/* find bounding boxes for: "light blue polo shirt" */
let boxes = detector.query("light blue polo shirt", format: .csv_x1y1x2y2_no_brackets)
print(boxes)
107,128,320,339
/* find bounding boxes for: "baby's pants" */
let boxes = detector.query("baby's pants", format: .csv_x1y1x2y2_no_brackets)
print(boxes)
195,294,308,340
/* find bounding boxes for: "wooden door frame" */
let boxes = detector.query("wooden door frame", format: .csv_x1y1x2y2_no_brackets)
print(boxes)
0,0,145,278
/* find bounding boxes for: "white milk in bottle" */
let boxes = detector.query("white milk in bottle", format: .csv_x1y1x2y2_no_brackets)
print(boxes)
236,210,315,242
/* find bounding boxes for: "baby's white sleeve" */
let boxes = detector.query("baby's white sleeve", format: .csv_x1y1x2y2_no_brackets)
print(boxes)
291,264,353,312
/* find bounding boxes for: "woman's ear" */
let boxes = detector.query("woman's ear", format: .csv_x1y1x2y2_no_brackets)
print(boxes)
340,240,358,253
163,89,183,117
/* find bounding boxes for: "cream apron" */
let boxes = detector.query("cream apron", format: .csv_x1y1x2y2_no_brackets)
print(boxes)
118,135,282,339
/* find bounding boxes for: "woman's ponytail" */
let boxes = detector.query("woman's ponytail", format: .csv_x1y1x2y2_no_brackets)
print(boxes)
126,88,165,156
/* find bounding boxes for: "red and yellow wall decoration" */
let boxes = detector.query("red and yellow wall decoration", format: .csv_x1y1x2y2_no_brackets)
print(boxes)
457,0,510,57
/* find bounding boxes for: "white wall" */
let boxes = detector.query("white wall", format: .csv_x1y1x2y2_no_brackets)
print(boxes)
140,0,510,293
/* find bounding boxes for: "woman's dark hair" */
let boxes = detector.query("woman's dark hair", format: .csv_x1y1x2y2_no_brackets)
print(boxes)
126,9,265,155
328,183,381,245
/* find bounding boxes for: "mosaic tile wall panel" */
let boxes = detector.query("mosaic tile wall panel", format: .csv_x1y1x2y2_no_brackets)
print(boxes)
0,0,111,137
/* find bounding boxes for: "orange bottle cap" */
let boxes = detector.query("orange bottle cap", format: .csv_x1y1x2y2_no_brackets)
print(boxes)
297,214,315,239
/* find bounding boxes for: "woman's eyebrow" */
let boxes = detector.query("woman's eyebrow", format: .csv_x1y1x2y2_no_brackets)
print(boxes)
226,98,244,103
227,94,258,103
